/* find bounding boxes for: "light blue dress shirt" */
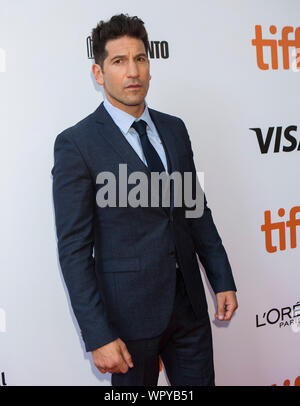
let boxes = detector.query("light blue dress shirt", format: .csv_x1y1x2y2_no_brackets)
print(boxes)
103,97,169,173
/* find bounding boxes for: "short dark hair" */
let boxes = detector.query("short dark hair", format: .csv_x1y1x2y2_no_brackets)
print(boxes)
92,13,149,70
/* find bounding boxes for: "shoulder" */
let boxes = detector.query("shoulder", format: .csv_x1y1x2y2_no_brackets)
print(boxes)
148,107,186,127
53,109,98,148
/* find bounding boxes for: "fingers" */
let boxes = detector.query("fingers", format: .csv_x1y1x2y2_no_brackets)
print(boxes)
119,341,134,368
93,339,134,375
216,300,225,320
216,304,236,321
97,356,128,374
215,293,226,320
224,300,238,320
215,291,238,321
223,304,234,320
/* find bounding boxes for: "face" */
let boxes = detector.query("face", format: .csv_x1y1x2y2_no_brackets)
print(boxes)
92,35,151,117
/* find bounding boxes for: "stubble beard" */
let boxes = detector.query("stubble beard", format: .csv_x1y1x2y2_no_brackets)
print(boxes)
105,85,147,108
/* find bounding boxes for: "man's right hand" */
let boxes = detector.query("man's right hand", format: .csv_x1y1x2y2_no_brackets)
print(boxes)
91,338,134,374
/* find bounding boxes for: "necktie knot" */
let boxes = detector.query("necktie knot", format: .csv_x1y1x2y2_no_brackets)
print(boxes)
131,120,147,137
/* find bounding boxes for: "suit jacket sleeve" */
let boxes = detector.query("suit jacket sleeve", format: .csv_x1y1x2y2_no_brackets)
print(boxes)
51,129,119,352
178,118,237,294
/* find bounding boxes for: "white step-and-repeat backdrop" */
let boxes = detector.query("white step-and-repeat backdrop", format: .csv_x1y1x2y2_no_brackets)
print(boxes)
0,0,299,386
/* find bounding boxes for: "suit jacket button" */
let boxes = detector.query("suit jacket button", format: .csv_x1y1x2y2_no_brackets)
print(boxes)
168,251,175,257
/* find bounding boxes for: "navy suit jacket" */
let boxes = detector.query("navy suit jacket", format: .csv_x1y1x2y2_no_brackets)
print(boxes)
51,101,236,352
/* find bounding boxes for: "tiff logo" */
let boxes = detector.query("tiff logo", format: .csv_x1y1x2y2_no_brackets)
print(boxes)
0,308,6,332
251,25,300,70
261,206,300,253
0,48,6,72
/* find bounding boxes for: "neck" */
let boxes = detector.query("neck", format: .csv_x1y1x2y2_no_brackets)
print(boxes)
105,93,145,118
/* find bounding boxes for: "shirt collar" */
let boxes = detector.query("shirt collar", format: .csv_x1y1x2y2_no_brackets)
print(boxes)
103,96,155,134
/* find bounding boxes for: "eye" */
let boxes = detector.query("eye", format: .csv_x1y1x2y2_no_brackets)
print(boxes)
114,59,122,64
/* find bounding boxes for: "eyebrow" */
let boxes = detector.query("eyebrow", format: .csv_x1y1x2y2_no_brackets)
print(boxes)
110,53,148,62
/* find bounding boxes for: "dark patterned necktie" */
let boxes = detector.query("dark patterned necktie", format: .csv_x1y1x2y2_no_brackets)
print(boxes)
131,119,169,212
131,120,165,173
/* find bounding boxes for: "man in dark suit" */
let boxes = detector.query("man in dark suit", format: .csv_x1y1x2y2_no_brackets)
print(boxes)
51,13,237,386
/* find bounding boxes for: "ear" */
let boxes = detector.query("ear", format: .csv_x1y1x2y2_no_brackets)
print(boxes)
92,63,104,86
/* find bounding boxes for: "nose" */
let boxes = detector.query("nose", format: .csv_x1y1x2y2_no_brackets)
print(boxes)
126,59,139,78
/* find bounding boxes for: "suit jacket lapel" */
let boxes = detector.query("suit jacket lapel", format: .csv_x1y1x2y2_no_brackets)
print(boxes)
148,108,181,175
94,102,151,175
149,108,182,214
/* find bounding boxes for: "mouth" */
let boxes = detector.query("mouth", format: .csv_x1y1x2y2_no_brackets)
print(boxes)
126,85,142,89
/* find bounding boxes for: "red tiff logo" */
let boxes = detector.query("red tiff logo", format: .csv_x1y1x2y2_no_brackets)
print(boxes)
252,25,300,70
272,375,300,386
261,206,300,253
